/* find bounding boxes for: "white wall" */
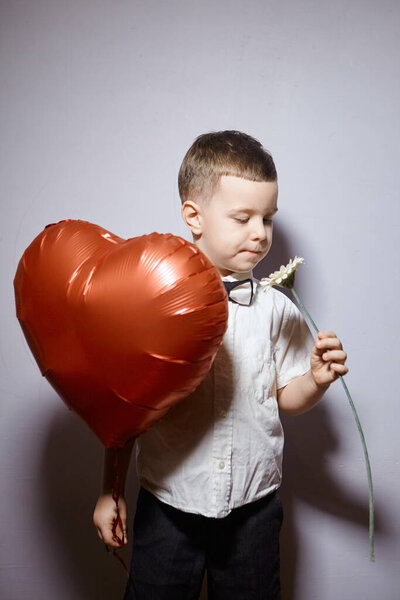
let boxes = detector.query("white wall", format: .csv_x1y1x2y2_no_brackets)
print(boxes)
1,1,399,598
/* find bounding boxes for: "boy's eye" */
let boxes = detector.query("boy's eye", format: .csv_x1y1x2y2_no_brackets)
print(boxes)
234,216,273,225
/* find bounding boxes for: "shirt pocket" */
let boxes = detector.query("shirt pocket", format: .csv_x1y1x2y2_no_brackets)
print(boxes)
240,337,276,405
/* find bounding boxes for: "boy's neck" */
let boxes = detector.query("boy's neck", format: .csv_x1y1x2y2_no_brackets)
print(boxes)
220,270,253,282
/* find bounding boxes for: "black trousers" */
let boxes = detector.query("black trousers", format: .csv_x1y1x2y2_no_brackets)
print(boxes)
124,487,283,600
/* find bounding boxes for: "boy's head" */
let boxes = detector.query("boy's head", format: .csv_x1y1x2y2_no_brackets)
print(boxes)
180,131,278,277
178,130,277,206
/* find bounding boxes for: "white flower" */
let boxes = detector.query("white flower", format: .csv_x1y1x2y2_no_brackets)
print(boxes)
260,256,304,289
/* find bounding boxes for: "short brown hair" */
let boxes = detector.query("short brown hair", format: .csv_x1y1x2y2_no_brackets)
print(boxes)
178,130,277,204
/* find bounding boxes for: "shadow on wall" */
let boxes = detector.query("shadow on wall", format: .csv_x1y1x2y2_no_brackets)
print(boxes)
37,404,211,600
38,405,139,600
279,403,382,600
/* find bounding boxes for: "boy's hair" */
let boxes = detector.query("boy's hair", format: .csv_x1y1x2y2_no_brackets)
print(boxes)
178,130,277,205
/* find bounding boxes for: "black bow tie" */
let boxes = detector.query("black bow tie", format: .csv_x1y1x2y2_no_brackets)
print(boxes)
223,278,254,306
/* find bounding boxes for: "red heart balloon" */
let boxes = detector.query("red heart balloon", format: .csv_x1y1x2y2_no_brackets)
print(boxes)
14,220,228,447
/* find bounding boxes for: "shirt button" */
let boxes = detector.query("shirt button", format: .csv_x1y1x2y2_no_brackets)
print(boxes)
219,461,225,470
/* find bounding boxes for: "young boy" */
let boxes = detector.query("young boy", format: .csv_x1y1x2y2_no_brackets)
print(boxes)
93,131,348,599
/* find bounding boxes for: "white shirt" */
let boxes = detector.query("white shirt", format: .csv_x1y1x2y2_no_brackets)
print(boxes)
136,271,314,518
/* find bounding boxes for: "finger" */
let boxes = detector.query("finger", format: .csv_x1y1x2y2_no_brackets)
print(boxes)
330,362,349,376
111,523,128,547
112,538,125,548
98,523,124,548
321,350,347,363
316,337,343,351
104,535,125,548
318,330,337,339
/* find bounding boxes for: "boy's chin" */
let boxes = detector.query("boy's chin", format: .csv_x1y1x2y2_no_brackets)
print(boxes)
215,252,268,276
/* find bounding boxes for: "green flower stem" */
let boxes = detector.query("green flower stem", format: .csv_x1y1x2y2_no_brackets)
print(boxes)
291,286,375,562
291,287,320,334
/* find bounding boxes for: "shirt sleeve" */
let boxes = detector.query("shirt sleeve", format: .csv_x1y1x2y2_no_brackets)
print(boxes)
273,293,315,390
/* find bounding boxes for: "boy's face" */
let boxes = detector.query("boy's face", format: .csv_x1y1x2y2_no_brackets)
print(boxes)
182,175,278,276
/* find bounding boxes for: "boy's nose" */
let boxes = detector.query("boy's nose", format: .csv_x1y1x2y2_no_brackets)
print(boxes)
251,220,268,241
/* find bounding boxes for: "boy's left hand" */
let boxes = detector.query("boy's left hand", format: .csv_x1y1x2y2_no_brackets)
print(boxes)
311,330,348,387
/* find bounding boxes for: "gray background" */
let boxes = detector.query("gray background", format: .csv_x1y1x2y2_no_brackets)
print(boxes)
1,1,399,598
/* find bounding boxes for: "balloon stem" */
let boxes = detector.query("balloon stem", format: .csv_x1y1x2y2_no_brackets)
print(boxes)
111,449,124,546
109,449,130,577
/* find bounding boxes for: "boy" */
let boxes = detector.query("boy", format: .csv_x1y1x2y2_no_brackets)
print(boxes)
93,131,348,599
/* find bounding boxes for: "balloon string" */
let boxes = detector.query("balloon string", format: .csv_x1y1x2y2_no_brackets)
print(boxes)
104,545,130,578
108,449,130,577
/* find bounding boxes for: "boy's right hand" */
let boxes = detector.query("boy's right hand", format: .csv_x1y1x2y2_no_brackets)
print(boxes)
93,493,128,548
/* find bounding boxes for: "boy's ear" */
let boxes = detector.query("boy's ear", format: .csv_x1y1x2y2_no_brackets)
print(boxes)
181,200,203,236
